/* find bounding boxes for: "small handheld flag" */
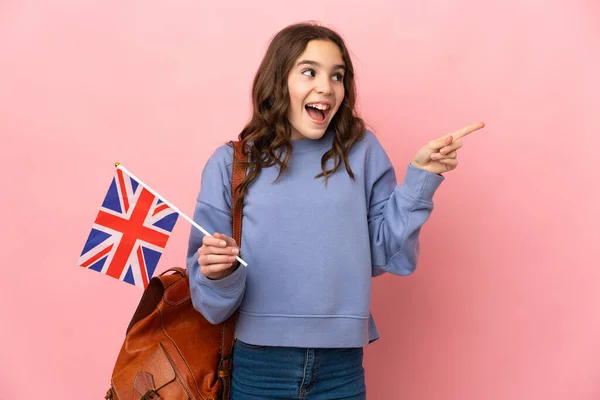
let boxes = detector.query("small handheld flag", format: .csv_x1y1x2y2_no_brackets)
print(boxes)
78,163,248,288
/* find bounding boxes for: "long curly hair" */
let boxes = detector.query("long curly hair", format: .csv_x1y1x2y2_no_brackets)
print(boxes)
232,22,366,211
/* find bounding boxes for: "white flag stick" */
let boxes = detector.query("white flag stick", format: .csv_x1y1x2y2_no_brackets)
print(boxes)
115,162,248,267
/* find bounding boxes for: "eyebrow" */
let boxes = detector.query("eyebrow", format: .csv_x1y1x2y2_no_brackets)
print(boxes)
296,60,346,71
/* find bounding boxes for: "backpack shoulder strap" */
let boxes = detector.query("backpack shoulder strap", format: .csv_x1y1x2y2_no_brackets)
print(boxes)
219,140,247,399
230,140,246,246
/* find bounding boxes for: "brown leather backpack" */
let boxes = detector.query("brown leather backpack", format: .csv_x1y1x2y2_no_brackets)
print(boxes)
105,141,247,400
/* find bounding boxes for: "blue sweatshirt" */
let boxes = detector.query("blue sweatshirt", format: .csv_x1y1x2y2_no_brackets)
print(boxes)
186,129,444,348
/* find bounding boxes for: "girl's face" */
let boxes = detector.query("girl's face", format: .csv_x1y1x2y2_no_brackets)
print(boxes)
286,40,345,141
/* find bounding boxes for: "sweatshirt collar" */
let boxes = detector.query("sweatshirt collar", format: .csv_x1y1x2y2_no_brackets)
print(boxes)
290,127,335,153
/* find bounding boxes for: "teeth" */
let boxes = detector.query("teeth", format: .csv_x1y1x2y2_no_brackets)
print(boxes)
307,103,330,111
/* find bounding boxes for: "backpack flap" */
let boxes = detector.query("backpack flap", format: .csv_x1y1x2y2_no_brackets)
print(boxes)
111,343,179,399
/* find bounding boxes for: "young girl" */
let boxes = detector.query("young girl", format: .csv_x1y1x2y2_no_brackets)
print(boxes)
186,22,483,400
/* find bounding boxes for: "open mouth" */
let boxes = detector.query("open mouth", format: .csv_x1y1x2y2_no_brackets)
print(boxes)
305,102,331,124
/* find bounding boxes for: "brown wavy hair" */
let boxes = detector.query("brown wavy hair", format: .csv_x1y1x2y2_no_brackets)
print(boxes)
231,22,366,211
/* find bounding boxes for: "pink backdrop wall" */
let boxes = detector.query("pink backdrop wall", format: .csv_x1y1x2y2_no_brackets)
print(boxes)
1,1,599,399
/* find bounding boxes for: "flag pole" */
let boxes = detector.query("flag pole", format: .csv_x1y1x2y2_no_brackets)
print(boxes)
115,162,248,267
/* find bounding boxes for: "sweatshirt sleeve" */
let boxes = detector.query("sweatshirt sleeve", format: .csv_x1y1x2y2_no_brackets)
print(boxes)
366,135,445,277
186,144,246,324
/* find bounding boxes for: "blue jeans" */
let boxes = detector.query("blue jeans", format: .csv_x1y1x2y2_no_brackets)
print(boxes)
231,340,367,399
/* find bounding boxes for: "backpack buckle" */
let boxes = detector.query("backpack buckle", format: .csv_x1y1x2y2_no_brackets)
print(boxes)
218,355,232,371
141,390,161,400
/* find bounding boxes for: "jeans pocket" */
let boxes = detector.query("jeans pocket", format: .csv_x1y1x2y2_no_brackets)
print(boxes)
235,339,267,352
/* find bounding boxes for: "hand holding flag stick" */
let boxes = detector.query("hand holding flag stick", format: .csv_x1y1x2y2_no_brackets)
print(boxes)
115,163,248,268
78,162,247,289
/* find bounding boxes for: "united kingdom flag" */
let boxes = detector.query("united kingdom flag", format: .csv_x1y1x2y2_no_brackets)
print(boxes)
78,168,179,288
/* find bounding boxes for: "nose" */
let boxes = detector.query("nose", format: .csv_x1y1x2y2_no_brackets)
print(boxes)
316,77,333,96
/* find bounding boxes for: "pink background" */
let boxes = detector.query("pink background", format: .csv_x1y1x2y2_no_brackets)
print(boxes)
1,1,599,399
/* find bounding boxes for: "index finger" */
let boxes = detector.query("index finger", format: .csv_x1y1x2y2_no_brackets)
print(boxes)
203,234,228,247
214,232,238,247
451,122,485,141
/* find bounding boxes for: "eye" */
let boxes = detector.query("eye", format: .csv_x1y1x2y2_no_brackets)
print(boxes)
302,68,316,77
332,73,344,82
